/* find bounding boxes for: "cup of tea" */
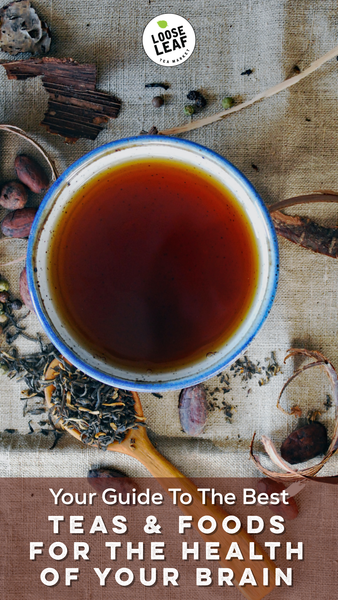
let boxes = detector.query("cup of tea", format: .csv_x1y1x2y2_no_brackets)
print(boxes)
27,136,278,391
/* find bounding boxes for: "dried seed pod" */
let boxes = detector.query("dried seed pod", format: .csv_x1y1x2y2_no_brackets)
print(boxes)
15,155,49,193
257,478,299,520
281,422,328,464
87,468,134,495
0,181,28,210
19,267,34,312
1,207,37,238
179,384,208,436
0,0,51,56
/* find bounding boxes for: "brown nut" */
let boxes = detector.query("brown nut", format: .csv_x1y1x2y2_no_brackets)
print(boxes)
179,384,208,436
14,154,49,193
19,267,34,312
281,422,328,464
257,478,299,521
0,291,9,303
0,181,28,210
1,207,37,238
87,468,134,495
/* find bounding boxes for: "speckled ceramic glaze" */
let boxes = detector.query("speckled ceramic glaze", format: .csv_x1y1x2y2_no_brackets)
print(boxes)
27,136,279,391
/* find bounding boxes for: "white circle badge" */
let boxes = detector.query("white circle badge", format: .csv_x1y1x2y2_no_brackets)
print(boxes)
143,14,196,66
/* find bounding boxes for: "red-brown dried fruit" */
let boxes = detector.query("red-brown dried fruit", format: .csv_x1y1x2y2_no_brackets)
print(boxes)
87,468,134,495
15,154,49,193
281,422,328,464
0,181,28,210
1,207,37,238
19,267,34,311
179,384,208,436
257,478,299,520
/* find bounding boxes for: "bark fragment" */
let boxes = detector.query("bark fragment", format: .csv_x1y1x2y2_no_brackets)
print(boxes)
1,57,121,142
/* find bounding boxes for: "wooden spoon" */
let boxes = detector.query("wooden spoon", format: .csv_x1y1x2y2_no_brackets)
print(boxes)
45,358,276,600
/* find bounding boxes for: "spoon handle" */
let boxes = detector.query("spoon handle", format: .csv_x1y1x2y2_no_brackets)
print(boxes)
132,433,276,600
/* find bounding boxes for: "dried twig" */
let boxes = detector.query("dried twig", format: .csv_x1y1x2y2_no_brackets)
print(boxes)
160,43,338,136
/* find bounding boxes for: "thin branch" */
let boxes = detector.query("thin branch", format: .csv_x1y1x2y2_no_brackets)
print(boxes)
269,192,338,213
160,43,338,136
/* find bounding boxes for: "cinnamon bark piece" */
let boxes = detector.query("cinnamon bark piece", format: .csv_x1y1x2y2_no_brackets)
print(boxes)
1,57,121,142
271,210,338,258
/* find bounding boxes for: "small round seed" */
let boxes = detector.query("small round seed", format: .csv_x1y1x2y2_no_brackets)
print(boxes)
152,96,164,108
184,105,195,116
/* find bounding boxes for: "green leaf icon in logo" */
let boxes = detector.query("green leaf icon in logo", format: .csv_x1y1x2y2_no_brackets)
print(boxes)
157,20,168,29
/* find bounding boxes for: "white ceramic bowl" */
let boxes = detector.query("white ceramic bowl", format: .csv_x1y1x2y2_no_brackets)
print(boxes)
27,136,279,391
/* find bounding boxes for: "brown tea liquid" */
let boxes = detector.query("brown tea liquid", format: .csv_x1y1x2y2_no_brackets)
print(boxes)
48,159,259,371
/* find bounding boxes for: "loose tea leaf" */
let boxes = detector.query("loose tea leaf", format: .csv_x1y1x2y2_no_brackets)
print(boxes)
48,361,140,449
2,58,121,143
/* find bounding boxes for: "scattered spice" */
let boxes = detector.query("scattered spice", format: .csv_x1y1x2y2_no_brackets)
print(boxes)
187,90,207,108
292,65,301,74
151,392,163,399
160,43,338,136
145,82,170,90
222,401,235,423
19,267,34,312
184,105,195,116
251,163,259,172
221,97,235,110
2,58,121,143
0,277,32,344
152,96,164,108
241,69,253,76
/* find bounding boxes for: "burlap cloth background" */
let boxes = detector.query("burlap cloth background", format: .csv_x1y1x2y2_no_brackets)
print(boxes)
0,0,338,479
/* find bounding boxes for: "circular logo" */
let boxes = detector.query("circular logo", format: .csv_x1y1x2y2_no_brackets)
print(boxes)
142,14,196,67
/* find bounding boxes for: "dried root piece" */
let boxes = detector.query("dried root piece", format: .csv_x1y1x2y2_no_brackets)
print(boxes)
0,0,51,56
269,192,338,258
1,58,121,142
250,348,338,482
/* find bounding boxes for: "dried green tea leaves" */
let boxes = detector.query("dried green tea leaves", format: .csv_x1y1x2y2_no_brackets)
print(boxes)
0,0,51,56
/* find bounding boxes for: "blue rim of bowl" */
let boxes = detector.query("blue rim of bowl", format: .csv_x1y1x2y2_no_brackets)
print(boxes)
27,135,279,392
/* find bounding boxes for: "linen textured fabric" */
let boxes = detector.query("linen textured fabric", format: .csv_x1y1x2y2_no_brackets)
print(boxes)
0,0,337,483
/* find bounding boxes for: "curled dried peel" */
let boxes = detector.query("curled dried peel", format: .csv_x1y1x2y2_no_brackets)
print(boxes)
250,348,338,482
